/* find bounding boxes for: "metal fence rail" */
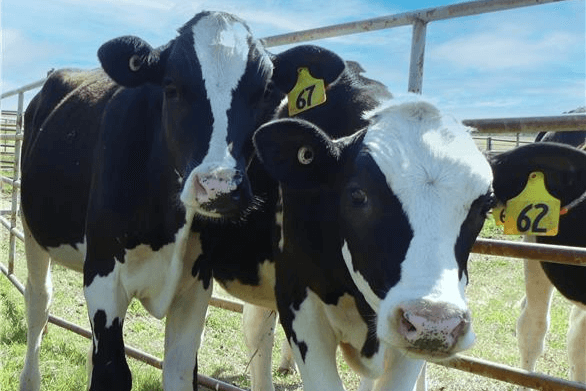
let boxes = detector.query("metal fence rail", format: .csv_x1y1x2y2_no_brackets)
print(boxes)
2,0,585,390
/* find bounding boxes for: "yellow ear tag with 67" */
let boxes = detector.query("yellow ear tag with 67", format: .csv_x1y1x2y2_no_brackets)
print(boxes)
503,171,560,236
287,67,326,116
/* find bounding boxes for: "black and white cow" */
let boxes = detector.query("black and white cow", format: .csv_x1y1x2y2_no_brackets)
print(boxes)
249,97,495,390
200,57,392,391
19,11,349,391
491,109,586,389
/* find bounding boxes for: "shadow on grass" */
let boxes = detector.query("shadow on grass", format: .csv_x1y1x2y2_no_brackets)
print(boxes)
208,367,302,391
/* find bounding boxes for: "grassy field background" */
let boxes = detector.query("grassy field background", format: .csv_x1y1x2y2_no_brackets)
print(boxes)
0,203,574,390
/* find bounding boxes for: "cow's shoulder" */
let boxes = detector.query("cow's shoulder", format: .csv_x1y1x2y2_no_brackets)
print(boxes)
44,68,117,108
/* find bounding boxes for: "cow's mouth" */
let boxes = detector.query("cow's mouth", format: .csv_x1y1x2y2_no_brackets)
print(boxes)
195,193,246,220
402,346,459,362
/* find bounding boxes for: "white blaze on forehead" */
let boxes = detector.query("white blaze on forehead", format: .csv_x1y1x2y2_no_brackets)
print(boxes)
363,98,492,305
192,14,251,171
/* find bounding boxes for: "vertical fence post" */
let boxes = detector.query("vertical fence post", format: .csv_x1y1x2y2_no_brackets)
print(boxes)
8,92,24,274
408,18,427,94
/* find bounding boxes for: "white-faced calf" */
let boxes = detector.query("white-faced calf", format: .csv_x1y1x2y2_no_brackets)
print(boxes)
253,98,495,390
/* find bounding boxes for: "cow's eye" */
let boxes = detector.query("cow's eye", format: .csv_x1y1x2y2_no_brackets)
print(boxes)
298,146,314,165
350,188,367,206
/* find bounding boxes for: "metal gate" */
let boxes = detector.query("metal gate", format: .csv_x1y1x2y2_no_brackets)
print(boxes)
2,0,586,389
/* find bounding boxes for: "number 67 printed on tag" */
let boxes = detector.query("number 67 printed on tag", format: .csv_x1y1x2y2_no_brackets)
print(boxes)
287,67,327,116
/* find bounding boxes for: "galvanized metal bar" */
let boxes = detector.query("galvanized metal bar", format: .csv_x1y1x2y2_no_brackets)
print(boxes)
1,79,46,99
464,114,586,134
473,238,586,265
8,92,24,274
261,0,563,47
437,354,586,390
209,296,244,313
0,133,23,141
0,257,25,294
1,176,21,188
408,19,427,94
0,216,25,242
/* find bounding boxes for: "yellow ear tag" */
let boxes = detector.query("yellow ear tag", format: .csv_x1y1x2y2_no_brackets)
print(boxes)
503,171,560,236
287,67,326,116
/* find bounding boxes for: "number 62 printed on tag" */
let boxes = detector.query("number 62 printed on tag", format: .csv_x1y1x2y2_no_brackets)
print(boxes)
493,171,560,236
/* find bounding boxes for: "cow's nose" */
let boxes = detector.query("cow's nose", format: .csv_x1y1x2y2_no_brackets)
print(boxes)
397,300,471,353
194,168,243,205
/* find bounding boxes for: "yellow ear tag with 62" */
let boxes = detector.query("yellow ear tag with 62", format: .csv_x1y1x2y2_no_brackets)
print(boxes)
503,171,560,236
287,67,326,116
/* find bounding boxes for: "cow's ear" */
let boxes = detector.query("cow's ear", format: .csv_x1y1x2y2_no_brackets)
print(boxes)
491,142,586,205
271,45,345,93
98,36,168,87
253,118,344,189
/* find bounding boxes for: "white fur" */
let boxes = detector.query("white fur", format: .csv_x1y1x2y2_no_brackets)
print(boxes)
290,289,378,391
243,304,278,391
191,14,249,176
20,221,53,391
21,209,206,391
363,98,491,353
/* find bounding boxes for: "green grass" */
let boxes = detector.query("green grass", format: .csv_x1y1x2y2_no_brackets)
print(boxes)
0,210,575,390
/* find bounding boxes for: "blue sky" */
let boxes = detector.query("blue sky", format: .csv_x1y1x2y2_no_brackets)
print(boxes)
1,0,584,120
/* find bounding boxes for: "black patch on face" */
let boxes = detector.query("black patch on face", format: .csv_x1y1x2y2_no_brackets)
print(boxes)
454,191,495,281
90,310,131,391
340,153,412,298
160,35,213,176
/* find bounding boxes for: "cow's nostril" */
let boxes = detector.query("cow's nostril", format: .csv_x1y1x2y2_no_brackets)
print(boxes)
401,312,417,333
450,319,468,340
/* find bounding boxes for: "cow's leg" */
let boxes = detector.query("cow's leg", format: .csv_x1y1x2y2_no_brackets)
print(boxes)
356,363,426,391
283,293,344,391
163,278,212,391
371,348,425,391
567,304,586,383
243,303,277,391
85,263,132,391
19,224,52,391
516,258,555,387
277,335,296,374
